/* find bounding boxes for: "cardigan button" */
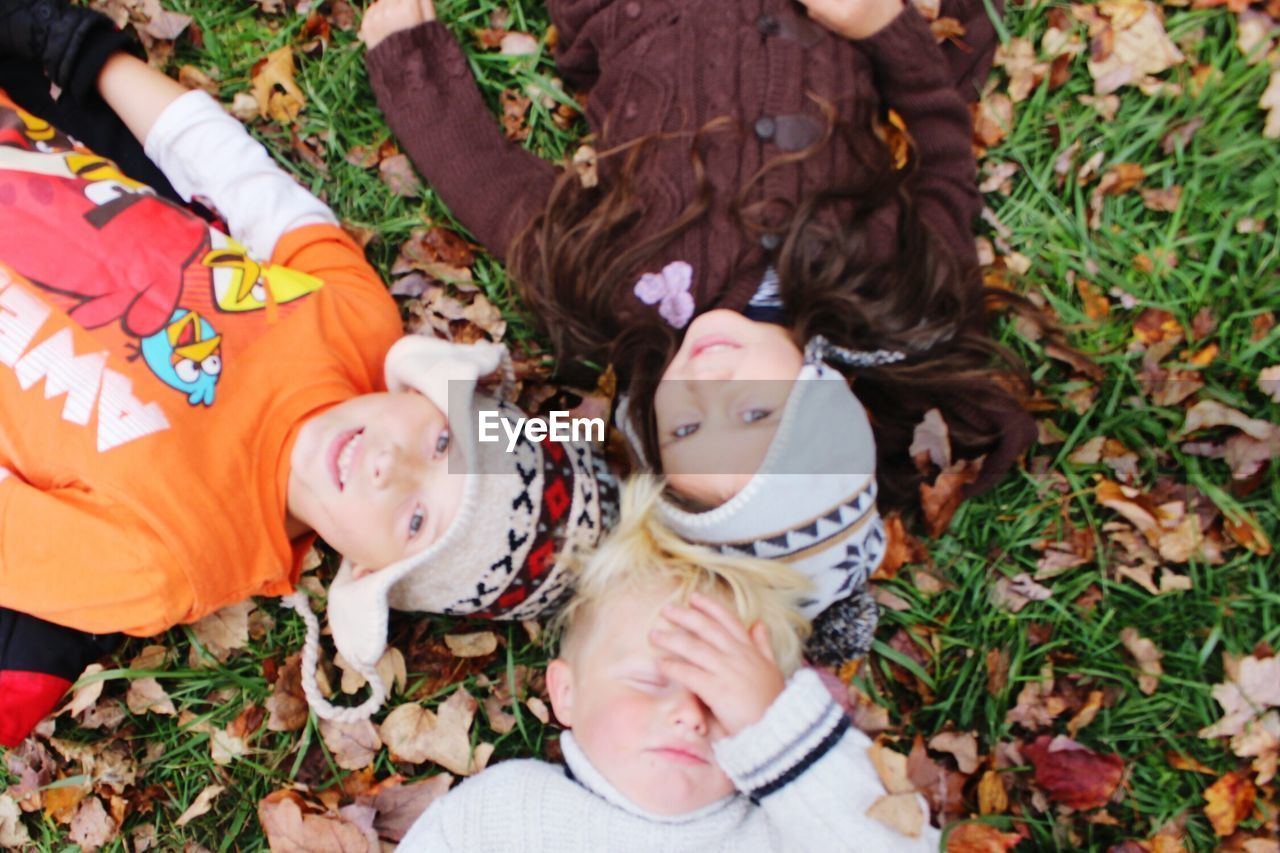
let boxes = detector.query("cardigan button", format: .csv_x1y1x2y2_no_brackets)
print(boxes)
624,2,641,19
756,14,780,36
760,233,781,251
754,116,776,141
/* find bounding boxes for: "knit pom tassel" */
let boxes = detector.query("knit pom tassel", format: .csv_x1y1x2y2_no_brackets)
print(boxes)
281,592,387,723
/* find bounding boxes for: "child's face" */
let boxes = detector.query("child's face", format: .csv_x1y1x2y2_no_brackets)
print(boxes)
286,390,466,575
547,583,737,815
654,310,803,506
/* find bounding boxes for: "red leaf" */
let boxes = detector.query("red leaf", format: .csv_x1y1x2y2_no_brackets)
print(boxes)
1022,734,1124,810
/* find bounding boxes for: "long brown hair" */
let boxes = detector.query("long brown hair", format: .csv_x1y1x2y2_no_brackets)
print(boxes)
510,119,1034,514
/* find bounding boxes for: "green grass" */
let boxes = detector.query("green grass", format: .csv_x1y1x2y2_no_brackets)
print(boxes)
4,0,1279,850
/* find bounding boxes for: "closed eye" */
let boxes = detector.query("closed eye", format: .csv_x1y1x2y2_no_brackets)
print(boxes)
742,407,772,424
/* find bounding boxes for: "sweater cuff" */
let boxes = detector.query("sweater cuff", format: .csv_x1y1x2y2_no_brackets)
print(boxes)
367,20,471,100
854,5,945,82
713,669,849,800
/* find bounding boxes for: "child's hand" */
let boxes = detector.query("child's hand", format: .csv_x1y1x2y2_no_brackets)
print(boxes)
359,0,436,50
650,593,786,737
795,0,905,40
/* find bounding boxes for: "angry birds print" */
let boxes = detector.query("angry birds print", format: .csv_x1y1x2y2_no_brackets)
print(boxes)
139,309,223,406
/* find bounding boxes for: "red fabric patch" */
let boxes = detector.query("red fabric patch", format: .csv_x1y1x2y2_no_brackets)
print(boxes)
526,539,555,579
542,437,565,462
0,670,70,747
544,478,569,520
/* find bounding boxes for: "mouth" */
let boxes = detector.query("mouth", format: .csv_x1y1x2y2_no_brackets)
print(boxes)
329,428,363,491
649,745,710,766
689,336,741,360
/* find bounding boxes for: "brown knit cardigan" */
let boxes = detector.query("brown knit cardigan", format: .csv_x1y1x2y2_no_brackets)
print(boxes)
366,0,1033,495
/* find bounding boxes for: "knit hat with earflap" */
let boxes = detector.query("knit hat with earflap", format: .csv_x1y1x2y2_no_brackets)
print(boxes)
285,336,618,722
621,337,889,641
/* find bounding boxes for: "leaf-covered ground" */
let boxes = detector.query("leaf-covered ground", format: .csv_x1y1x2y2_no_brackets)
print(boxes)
2,0,1279,850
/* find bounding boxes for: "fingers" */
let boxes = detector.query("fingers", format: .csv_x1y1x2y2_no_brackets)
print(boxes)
688,592,752,643
660,600,738,654
650,626,723,674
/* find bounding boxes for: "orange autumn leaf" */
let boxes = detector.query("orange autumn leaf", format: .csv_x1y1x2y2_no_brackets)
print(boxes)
1076,278,1110,320
1022,734,1124,810
1203,772,1256,836
1098,162,1146,196
946,821,1023,852
1133,307,1182,345
1224,515,1273,556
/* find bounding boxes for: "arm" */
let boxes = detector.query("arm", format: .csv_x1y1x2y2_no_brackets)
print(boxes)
714,670,942,850
94,53,336,260
362,3,557,260
800,0,982,261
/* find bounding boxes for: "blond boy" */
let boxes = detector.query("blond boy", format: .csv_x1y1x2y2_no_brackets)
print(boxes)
397,478,940,851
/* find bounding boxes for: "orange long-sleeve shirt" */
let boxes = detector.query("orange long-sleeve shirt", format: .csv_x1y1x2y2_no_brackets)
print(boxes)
0,96,402,635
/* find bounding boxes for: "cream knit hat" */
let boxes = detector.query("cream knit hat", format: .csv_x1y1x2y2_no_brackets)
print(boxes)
623,338,887,619
286,336,618,721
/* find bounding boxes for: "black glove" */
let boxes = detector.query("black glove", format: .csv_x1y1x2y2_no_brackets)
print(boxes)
0,0,139,98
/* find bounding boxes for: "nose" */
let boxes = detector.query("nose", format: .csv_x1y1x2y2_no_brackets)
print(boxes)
369,442,424,490
668,687,710,736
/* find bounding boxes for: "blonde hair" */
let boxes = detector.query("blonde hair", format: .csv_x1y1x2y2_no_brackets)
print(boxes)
554,476,812,675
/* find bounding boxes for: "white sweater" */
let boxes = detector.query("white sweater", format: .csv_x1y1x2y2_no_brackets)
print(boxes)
397,670,940,852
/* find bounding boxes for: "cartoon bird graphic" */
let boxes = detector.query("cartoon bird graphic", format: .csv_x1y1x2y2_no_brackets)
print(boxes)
203,231,323,314
139,309,223,407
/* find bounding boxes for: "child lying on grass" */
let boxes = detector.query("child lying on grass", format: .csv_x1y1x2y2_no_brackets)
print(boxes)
0,0,616,744
397,477,940,851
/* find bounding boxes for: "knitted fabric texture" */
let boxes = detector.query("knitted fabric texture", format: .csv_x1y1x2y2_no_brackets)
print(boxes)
804,587,880,667
396,669,941,851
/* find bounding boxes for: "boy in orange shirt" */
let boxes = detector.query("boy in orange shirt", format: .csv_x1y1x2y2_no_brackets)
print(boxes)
0,1,616,743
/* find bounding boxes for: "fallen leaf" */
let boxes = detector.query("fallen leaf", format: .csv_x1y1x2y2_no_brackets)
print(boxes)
461,293,507,341
209,728,249,765
1120,627,1164,695
141,3,192,41
992,573,1053,613
972,94,1014,149
379,690,494,775
920,457,983,537
379,154,420,197
250,47,306,124
976,770,1009,816
869,740,916,794
929,731,980,774
499,31,539,55
1203,772,1256,836
0,795,30,847
1005,667,1069,729
1085,2,1185,95
177,65,219,96
175,784,224,827
357,774,453,842
257,790,380,852
995,37,1049,103
1023,734,1125,810
266,654,310,732
1200,653,1280,739
1180,400,1278,441
572,144,598,188
43,777,89,824
945,821,1022,851
68,796,116,851
866,793,924,838
910,408,952,471
1261,69,1280,139
1067,690,1106,737
190,600,253,664
1258,366,1280,403
318,719,382,771
1141,186,1182,211
63,663,106,717
125,678,177,716
1076,278,1111,320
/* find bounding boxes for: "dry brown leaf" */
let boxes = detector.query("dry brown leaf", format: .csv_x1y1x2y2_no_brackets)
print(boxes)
462,293,507,341
141,1,192,41
68,796,116,851
1262,70,1280,139
356,774,454,842
1231,710,1280,785
919,457,983,537
1120,627,1164,695
209,728,249,765
125,678,177,716
190,600,253,664
178,65,220,96
267,654,310,733
379,153,421,198
867,793,924,838
995,37,1049,103
1076,278,1111,320
250,47,306,124
1141,186,1182,212
379,690,494,775
1181,399,1278,441
257,790,380,852
928,731,980,774
991,573,1052,613
318,719,382,771
1203,772,1256,836
910,408,952,471
1200,653,1280,739
1086,2,1185,95
972,94,1013,149
175,784,224,828
63,663,106,717
976,770,1009,816
1225,515,1273,556
0,795,30,847
1023,734,1125,810
1098,162,1147,196
945,821,1022,851
869,740,916,794
1005,666,1069,729
1067,690,1106,737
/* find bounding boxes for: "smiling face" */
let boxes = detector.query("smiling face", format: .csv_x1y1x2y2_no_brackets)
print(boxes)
286,390,466,576
546,582,736,815
654,310,804,506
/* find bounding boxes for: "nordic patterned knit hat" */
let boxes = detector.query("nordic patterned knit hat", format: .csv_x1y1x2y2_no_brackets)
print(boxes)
286,336,618,722
623,337,888,619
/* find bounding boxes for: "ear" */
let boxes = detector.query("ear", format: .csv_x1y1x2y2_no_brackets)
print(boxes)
546,658,575,728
